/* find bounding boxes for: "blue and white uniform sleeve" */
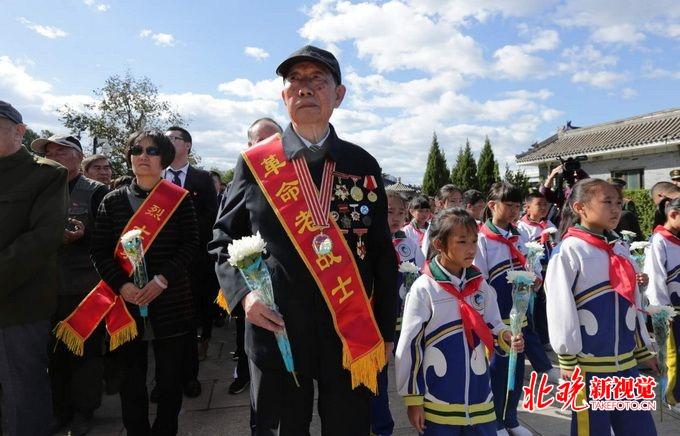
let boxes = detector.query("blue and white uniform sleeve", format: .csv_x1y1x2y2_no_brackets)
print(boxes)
395,278,431,406
644,235,669,306
545,242,581,370
473,235,490,280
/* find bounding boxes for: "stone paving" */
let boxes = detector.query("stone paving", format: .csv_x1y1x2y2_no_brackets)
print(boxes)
78,320,680,435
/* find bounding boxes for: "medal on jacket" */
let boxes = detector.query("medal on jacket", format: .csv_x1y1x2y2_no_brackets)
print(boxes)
292,158,336,255
363,175,378,202
354,228,368,259
349,176,364,201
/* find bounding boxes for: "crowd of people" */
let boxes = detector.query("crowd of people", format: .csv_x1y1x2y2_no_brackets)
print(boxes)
2,44,680,436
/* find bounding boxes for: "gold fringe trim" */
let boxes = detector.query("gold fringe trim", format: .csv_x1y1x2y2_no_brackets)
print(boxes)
343,341,386,394
109,322,138,351
53,321,85,356
215,290,231,314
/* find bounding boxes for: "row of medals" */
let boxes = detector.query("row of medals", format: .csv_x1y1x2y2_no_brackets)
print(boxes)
316,175,375,260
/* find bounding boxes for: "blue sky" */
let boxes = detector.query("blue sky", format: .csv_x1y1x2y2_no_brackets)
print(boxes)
1,0,679,183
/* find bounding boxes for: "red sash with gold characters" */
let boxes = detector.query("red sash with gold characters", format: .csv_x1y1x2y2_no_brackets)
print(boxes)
241,134,385,393
54,180,188,356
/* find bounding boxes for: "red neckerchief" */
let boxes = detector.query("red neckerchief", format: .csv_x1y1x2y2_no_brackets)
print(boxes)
563,227,637,307
480,223,527,267
520,215,551,244
653,225,680,246
422,262,494,353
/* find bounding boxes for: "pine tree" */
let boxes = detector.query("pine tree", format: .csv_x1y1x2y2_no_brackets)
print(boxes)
503,163,531,198
421,132,450,196
450,140,478,190
477,136,499,193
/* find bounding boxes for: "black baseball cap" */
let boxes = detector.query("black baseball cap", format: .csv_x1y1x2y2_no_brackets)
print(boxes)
0,100,23,125
276,45,342,85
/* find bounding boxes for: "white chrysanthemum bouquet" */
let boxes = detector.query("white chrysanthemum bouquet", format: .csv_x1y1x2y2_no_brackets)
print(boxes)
121,229,149,317
647,304,678,419
227,232,299,386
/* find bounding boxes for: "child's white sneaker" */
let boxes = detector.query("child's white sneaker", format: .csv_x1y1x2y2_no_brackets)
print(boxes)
507,424,532,436
497,429,510,436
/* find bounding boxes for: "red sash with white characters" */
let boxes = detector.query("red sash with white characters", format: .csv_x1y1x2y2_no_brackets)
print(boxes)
54,180,188,355
241,134,385,393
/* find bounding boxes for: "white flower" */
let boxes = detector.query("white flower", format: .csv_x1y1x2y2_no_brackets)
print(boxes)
227,232,267,268
524,241,545,253
398,261,419,274
506,270,536,284
620,230,637,238
646,304,678,318
120,229,142,246
541,227,557,235
629,241,650,252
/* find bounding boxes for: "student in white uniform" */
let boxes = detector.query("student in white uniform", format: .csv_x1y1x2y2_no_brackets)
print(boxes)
644,196,680,407
396,208,523,436
546,178,657,436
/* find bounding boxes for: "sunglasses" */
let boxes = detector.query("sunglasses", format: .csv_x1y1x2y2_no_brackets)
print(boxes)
130,145,161,156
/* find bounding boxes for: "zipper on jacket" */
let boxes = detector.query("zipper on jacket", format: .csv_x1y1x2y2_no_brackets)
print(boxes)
614,292,620,371
463,327,471,425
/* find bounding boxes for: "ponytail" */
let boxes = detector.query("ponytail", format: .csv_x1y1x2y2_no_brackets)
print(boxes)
654,197,680,227
557,178,611,239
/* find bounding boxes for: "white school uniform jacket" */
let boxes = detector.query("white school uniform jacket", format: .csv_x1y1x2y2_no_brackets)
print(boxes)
393,230,425,332
395,259,511,426
545,229,653,373
644,231,680,310
402,220,427,249
473,221,537,322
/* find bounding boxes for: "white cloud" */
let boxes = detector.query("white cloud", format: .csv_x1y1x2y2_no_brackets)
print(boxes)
217,77,281,100
97,4,110,12
571,70,627,88
17,17,67,39
556,0,680,44
642,62,680,79
299,1,487,75
503,89,553,100
493,27,559,79
244,46,269,60
83,1,109,12
139,29,176,47
620,87,638,99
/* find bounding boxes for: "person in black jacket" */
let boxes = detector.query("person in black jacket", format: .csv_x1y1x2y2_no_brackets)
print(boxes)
209,46,398,436
163,126,218,397
91,130,198,435
0,101,69,436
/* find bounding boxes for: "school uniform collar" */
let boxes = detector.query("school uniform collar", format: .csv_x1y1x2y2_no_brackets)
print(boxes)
393,230,407,239
574,224,619,244
485,219,519,238
430,257,482,285
282,123,342,161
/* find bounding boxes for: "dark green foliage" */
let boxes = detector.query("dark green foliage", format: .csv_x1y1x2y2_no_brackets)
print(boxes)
477,136,499,194
623,189,655,238
422,132,450,196
450,140,478,190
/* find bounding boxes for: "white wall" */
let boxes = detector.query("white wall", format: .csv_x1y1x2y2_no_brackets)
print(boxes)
522,144,680,189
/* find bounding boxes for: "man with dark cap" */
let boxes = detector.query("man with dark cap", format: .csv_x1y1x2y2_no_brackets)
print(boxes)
30,134,109,434
210,46,398,435
671,169,680,188
0,101,69,435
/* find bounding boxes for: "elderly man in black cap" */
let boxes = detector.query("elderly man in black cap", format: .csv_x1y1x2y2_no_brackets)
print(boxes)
30,134,109,434
0,101,69,435
210,46,398,435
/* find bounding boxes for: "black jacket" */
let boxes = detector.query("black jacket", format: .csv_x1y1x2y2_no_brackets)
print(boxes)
209,124,398,373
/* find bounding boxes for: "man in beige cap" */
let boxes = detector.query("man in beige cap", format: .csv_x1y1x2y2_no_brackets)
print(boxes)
31,134,109,434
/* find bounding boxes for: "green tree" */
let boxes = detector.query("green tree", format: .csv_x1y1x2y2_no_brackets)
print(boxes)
503,163,531,198
477,136,499,192
450,140,478,190
421,132,449,196
60,71,185,174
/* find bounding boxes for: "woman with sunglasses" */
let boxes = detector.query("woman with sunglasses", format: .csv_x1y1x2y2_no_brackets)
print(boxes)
90,130,199,435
